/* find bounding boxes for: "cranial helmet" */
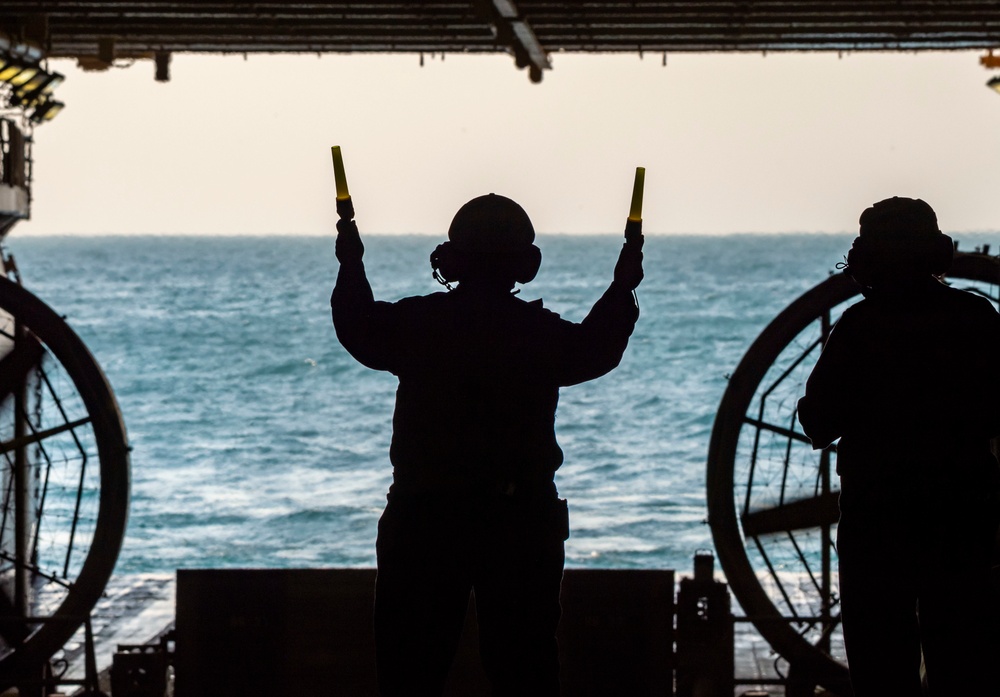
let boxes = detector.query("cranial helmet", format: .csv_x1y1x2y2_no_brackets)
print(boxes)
430,194,542,286
844,197,954,289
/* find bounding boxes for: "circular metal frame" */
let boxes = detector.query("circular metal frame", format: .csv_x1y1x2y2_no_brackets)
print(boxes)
0,275,130,681
706,252,1000,694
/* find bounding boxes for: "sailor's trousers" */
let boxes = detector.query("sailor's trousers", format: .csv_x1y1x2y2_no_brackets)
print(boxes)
373,489,569,697
837,497,998,697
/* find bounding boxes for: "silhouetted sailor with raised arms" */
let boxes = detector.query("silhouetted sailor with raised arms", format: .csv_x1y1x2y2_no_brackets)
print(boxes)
798,197,1000,696
332,194,643,695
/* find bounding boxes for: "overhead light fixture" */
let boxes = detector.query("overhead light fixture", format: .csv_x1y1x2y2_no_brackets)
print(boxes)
988,75,1000,94
12,71,63,107
0,50,66,123
6,65,39,87
0,60,20,81
0,63,31,83
28,100,64,123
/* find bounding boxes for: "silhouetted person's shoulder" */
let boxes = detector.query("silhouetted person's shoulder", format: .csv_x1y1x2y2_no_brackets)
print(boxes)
335,283,636,386
840,276,998,323
801,281,1000,449
830,280,999,366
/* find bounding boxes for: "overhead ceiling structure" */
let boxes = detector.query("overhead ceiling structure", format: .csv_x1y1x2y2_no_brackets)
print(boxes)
2,1,1000,83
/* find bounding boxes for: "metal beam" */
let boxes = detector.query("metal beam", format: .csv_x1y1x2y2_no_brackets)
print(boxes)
5,1,1000,78
490,0,550,82
740,491,841,538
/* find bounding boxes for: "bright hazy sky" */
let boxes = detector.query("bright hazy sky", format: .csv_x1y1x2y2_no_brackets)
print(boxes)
18,49,1000,236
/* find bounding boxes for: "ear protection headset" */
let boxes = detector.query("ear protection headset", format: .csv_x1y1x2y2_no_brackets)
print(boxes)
845,233,953,287
430,193,541,288
843,197,954,289
430,241,541,286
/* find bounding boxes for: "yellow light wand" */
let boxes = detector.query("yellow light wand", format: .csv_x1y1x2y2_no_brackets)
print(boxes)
625,166,644,241
628,167,645,222
331,145,355,220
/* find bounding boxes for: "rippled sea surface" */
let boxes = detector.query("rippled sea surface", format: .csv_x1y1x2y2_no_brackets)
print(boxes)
7,232,996,575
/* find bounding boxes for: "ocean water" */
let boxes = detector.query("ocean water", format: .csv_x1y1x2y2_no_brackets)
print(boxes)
6,232,998,577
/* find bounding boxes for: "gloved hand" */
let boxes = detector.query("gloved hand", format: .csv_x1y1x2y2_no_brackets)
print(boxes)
614,223,644,290
335,217,365,264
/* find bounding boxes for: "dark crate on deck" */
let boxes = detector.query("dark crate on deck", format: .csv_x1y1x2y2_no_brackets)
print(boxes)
174,567,674,696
